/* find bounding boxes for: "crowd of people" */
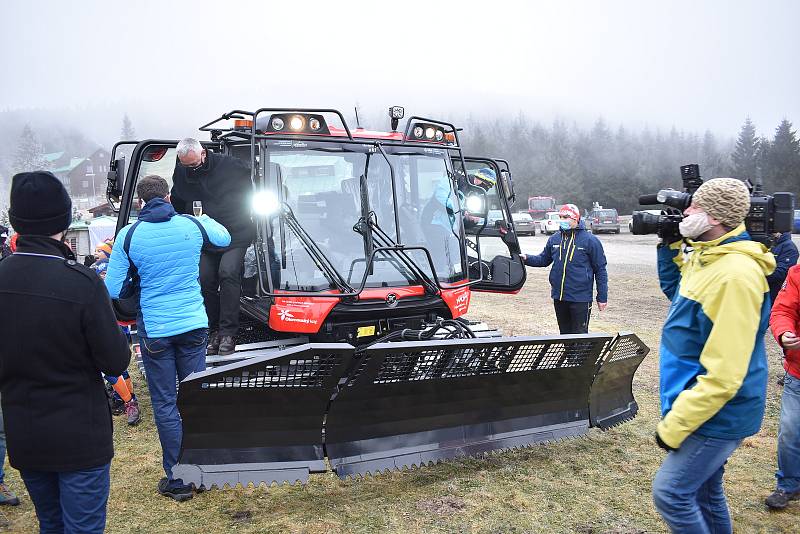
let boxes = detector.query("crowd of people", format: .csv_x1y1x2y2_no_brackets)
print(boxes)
0,150,798,532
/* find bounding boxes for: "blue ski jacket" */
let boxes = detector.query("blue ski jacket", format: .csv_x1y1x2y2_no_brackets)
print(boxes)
105,198,231,338
523,221,608,303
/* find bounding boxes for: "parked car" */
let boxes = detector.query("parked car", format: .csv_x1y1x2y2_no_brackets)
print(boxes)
586,207,620,234
487,209,504,228
794,209,800,233
511,212,536,236
541,212,561,235
629,209,663,232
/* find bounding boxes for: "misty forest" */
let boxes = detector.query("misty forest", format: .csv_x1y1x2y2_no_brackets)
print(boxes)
0,111,798,222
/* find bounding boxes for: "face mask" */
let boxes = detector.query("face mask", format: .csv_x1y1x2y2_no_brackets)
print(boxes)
559,221,572,231
679,212,713,239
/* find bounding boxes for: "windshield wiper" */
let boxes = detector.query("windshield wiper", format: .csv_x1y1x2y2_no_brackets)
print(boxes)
367,214,440,296
280,203,354,294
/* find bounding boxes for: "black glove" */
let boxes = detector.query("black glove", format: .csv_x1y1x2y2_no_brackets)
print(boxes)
655,432,677,452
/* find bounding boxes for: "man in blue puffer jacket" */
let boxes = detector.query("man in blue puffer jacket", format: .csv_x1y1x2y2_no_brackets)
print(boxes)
520,203,608,334
105,175,230,502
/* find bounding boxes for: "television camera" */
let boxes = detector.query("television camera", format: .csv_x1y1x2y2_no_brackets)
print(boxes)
631,164,795,244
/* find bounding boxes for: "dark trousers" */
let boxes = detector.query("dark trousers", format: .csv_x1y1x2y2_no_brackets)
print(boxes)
200,247,247,337
140,329,208,480
553,300,592,334
20,463,110,534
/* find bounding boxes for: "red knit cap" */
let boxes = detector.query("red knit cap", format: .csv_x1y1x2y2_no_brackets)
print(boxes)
558,203,580,221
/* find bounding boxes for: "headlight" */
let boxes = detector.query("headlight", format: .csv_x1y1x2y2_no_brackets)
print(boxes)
309,118,321,131
425,127,435,139
413,126,424,138
251,190,280,216
465,195,484,213
289,115,304,130
435,130,444,141
271,117,285,131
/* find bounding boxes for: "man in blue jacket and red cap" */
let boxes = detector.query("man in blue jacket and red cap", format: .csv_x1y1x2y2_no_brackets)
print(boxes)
520,203,608,334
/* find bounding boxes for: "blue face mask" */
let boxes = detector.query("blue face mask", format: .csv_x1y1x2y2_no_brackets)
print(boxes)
559,221,572,231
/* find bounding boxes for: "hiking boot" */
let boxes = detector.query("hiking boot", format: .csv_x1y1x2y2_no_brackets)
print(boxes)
218,335,236,356
0,484,19,506
110,395,125,416
207,331,220,356
157,477,193,502
125,399,141,426
765,488,800,510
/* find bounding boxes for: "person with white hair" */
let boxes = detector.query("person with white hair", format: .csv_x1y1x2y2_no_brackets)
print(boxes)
171,138,255,356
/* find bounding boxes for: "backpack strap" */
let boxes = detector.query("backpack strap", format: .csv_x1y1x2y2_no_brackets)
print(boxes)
123,221,143,265
178,214,210,246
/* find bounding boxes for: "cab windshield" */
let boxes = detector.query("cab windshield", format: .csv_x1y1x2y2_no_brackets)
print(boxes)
259,140,466,292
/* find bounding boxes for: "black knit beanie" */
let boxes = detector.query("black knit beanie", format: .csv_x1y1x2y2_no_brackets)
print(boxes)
8,171,73,236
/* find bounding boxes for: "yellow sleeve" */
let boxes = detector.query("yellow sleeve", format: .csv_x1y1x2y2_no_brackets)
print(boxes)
657,265,765,448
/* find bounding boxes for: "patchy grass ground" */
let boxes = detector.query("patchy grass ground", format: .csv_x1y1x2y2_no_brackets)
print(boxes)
1,261,796,533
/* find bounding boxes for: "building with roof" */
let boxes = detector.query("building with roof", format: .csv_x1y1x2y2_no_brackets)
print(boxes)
45,148,110,209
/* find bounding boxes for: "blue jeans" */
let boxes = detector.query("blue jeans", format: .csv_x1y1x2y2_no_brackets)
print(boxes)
20,463,110,534
140,328,207,480
776,373,800,493
652,433,742,534
0,394,6,485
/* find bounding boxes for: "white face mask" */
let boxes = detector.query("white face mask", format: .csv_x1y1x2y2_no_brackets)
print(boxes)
679,212,714,239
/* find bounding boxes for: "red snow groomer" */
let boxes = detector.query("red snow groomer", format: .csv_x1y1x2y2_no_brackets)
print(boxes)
107,106,648,487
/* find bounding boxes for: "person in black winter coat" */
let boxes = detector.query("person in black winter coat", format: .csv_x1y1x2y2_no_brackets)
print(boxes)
0,171,131,534
171,138,255,356
0,226,10,261
768,232,799,304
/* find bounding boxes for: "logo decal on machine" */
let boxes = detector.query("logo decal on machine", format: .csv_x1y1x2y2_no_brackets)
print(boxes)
386,293,398,307
277,308,318,325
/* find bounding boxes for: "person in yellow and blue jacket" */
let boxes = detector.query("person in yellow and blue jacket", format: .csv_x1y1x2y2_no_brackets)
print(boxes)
652,178,775,534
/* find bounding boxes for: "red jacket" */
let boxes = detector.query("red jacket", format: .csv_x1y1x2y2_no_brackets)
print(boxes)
771,264,800,379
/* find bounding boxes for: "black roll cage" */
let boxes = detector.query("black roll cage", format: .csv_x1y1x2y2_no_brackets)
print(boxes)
115,108,495,301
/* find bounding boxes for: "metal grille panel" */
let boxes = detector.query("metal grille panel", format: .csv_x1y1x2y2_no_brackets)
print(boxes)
373,340,597,384
200,355,340,389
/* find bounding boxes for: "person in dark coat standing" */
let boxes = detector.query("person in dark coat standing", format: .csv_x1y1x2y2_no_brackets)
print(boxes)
768,232,799,305
520,203,608,334
0,171,131,534
171,138,255,356
0,226,10,260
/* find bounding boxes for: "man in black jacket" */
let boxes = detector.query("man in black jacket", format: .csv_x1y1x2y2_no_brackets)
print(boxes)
0,171,131,534
171,138,255,356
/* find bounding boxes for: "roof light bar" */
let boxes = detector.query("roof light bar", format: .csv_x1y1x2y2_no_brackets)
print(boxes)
258,113,330,135
408,122,451,144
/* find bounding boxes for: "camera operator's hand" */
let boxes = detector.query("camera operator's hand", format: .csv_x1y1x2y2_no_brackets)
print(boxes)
655,431,677,452
597,301,607,312
519,254,527,262
781,332,800,350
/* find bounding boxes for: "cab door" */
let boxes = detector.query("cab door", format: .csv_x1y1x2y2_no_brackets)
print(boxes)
110,140,221,235
452,156,526,293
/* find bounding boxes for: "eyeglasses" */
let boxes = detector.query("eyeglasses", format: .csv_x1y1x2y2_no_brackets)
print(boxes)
180,152,205,170
181,160,203,170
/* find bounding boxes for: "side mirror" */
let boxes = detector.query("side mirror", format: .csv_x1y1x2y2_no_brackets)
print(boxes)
500,170,515,206
106,157,125,212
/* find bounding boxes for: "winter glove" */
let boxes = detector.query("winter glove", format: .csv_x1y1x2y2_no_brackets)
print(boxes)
655,431,676,452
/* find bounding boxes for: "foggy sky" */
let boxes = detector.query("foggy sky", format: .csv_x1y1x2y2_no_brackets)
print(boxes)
1,0,798,141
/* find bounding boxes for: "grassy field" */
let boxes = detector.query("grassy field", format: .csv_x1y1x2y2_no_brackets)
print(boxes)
1,265,796,533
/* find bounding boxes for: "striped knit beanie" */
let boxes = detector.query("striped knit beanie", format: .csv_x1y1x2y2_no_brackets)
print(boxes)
692,178,751,228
